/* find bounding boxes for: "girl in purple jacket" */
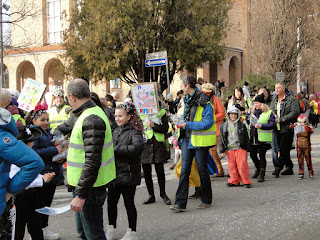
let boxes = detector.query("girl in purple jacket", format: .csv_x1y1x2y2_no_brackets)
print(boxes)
247,94,276,183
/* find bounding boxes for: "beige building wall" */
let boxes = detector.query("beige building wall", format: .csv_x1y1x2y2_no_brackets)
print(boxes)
5,0,250,101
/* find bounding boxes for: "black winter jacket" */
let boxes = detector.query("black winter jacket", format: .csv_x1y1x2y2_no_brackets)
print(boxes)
32,126,60,184
55,100,109,198
270,90,300,134
112,124,144,186
219,120,249,153
141,112,169,164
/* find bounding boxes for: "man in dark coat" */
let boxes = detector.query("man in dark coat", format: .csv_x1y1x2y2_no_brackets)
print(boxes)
271,82,300,177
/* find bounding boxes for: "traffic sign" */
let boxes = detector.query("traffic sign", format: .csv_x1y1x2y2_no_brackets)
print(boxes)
276,72,285,82
145,51,167,67
145,50,171,93
145,59,166,67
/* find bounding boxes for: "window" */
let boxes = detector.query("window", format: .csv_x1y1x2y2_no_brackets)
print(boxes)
47,0,61,44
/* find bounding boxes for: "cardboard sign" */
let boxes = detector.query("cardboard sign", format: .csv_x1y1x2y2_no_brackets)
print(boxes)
18,78,47,112
132,82,159,115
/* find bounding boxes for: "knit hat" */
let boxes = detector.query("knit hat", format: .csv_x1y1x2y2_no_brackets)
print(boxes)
254,94,265,103
201,83,215,93
17,127,42,143
227,105,240,114
53,89,64,97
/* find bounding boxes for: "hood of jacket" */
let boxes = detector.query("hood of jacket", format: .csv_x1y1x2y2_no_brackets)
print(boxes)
226,105,241,123
0,108,18,137
6,105,19,116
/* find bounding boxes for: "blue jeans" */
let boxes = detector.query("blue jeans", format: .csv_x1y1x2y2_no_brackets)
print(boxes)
174,138,212,209
73,188,107,240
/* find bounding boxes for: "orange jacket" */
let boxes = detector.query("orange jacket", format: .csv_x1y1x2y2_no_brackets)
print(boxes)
212,95,225,135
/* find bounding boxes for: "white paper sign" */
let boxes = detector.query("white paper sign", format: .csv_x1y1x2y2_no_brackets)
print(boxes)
132,82,159,115
18,78,47,112
36,204,70,215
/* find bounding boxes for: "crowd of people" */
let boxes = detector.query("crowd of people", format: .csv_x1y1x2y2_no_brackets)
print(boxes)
0,76,318,240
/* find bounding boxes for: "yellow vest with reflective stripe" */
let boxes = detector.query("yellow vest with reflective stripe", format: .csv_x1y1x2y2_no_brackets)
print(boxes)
12,114,26,126
48,105,69,130
258,110,272,142
67,106,116,187
140,109,166,142
191,102,216,147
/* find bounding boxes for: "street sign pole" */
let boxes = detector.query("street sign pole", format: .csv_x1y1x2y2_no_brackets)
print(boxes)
165,52,170,93
145,50,170,93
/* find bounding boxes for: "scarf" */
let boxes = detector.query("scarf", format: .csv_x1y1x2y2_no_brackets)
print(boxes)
183,88,200,122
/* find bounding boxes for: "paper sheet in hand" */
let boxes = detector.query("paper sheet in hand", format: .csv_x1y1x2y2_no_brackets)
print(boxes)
250,114,260,126
36,204,70,215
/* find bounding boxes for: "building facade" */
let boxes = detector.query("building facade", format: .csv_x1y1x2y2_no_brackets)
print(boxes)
4,0,251,100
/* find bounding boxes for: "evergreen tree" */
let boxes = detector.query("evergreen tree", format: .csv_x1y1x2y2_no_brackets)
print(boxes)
64,0,232,90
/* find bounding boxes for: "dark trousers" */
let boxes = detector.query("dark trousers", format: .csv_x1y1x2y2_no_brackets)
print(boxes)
142,163,166,196
274,130,294,169
107,185,137,231
174,138,212,209
40,183,56,228
14,188,43,240
250,144,270,170
271,131,279,167
73,188,107,240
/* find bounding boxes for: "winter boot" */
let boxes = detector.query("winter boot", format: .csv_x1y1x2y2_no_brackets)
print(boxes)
252,169,260,178
281,167,294,175
257,168,265,182
274,167,281,178
189,187,201,199
106,225,116,240
143,179,155,204
121,228,138,240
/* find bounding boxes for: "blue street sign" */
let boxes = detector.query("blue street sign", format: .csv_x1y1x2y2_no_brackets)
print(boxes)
145,58,166,67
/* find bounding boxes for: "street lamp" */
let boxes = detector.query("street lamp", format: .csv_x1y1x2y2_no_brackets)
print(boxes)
296,13,320,93
0,1,10,90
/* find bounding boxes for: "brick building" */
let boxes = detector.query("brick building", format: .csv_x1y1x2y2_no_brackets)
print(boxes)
4,0,251,100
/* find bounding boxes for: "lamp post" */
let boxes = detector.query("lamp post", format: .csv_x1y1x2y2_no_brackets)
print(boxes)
296,13,320,93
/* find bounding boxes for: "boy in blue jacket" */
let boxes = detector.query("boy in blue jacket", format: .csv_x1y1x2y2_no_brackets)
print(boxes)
0,108,44,216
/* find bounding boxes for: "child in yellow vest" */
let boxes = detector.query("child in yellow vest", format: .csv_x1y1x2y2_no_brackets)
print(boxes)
247,94,276,182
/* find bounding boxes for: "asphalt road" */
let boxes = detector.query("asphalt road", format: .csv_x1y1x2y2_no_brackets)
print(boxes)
42,129,320,240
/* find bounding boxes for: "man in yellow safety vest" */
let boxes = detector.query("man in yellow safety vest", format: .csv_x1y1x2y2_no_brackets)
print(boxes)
67,79,115,240
170,76,215,213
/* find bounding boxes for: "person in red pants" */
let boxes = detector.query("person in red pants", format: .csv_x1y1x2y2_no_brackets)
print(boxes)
219,105,252,188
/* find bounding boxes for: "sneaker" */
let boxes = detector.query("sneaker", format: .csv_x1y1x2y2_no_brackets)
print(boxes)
298,175,304,180
197,203,212,209
43,227,60,240
244,184,251,188
106,225,116,240
310,174,314,179
121,228,138,240
170,205,186,213
169,164,176,170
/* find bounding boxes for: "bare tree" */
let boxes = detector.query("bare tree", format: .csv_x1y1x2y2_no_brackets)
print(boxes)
249,0,320,87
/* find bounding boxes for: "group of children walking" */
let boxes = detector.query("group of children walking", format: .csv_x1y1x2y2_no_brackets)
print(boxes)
218,91,314,188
